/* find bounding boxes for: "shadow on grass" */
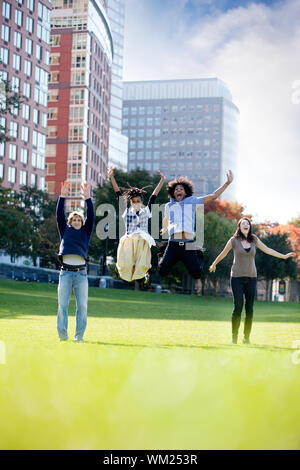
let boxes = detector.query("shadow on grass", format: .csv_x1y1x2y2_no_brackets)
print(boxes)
85,340,295,353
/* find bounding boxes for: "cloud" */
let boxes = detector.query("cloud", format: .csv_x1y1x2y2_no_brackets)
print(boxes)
123,0,300,223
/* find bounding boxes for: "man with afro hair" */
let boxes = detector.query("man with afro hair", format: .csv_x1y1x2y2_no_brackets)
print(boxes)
158,171,234,279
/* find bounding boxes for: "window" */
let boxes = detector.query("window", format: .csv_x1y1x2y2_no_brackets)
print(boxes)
50,53,60,65
0,48,9,65
21,125,29,142
12,76,20,93
33,109,39,125
24,60,32,77
13,54,21,71
27,0,34,12
48,126,57,138
10,122,18,139
23,82,31,99
46,144,56,157
25,38,33,55
1,25,10,43
49,71,59,83
46,163,56,175
20,170,27,186
22,103,30,121
9,144,17,160
8,167,16,183
26,16,33,34
2,2,11,20
31,173,37,187
42,113,47,128
15,9,23,27
48,107,58,120
0,163,3,179
47,181,55,193
50,35,61,47
21,148,28,164
0,142,5,157
39,176,45,191
44,50,49,65
36,44,42,61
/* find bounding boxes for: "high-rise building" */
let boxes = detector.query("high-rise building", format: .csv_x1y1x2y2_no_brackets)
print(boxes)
46,0,113,210
106,0,127,171
0,0,52,192
122,78,239,200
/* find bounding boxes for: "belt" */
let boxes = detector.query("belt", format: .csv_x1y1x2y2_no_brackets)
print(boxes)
169,238,195,246
61,264,86,272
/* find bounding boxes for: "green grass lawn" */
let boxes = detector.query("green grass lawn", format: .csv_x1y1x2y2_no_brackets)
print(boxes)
0,279,300,450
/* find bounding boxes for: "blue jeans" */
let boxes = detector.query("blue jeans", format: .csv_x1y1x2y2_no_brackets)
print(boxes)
57,269,88,341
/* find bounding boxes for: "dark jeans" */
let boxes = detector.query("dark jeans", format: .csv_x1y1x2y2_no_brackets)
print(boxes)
230,276,257,340
157,241,204,279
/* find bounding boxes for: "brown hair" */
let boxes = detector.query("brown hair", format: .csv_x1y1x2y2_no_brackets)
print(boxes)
166,176,194,198
234,217,256,243
67,211,84,226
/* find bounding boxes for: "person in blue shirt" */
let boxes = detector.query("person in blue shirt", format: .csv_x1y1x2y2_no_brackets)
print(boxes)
158,171,234,279
56,181,95,342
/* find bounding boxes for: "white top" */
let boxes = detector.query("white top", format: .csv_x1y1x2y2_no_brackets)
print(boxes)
164,196,204,236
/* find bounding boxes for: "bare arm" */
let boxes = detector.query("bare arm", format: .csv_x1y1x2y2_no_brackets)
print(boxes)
209,239,233,272
256,237,296,260
108,167,120,193
160,216,169,236
152,171,165,196
203,170,234,204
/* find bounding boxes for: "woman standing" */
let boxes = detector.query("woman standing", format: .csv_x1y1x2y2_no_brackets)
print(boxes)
209,218,295,344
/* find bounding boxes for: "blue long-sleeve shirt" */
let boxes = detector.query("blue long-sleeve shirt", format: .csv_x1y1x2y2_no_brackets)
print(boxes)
56,197,95,260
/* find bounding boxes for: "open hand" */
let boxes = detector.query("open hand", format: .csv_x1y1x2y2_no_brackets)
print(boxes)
285,252,297,259
81,183,90,199
226,170,234,184
108,167,114,179
61,181,70,197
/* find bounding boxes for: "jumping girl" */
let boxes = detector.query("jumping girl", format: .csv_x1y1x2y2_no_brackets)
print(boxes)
209,217,296,344
108,167,165,283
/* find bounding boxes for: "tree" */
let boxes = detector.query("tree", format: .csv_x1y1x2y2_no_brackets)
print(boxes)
255,232,297,300
200,211,236,295
0,74,24,143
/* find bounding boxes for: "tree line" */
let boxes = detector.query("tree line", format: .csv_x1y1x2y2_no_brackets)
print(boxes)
0,168,298,299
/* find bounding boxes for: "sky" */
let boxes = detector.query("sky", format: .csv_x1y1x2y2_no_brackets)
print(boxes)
122,0,300,224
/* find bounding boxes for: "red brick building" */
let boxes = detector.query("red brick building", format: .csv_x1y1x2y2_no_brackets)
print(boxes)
47,0,113,210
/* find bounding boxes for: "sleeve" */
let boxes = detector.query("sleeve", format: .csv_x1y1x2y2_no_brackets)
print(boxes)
230,237,236,249
56,197,67,239
84,198,95,237
195,196,204,205
147,193,157,213
252,234,259,245
115,190,122,200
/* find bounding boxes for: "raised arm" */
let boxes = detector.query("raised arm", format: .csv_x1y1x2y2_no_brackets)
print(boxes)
108,167,120,193
203,170,234,204
56,181,70,237
81,183,94,236
255,237,296,260
209,239,233,272
152,171,165,196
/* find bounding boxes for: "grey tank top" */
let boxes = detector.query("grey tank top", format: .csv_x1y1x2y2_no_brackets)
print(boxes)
230,236,258,278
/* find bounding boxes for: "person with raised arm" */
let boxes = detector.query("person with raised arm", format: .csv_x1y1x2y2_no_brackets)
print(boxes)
209,217,296,344
56,181,95,342
158,170,234,280
109,167,165,284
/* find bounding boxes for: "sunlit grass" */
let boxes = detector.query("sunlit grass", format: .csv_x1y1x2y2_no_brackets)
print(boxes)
0,280,300,449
